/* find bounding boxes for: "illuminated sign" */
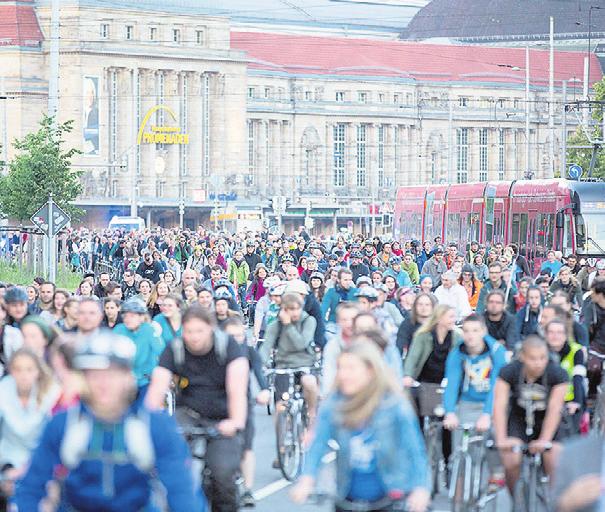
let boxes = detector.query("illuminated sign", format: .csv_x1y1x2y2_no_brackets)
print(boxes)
137,105,189,145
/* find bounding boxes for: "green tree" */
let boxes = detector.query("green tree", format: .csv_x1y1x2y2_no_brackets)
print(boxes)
566,77,605,179
0,115,83,221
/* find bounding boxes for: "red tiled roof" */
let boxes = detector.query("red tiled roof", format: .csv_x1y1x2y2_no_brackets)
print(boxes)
231,31,603,86
0,2,43,48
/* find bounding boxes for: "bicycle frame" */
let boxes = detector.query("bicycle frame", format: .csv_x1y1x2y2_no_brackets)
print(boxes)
512,443,552,512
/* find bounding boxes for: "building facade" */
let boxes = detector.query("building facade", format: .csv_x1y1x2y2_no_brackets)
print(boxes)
0,0,602,231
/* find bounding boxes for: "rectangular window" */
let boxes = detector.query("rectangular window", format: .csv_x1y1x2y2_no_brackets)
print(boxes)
498,129,506,180
479,128,488,181
149,27,157,41
110,70,118,162
156,181,165,198
248,121,255,174
100,23,109,39
356,125,367,187
459,97,468,107
333,123,346,187
358,92,368,103
196,30,205,45
125,25,133,40
393,94,400,104
456,128,469,183
431,151,437,182
247,87,255,99
513,98,520,109
378,125,385,188
378,93,385,103
265,87,272,99
172,29,181,43
335,91,345,102
305,90,312,101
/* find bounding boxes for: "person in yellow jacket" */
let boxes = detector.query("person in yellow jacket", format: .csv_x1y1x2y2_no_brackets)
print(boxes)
228,249,250,309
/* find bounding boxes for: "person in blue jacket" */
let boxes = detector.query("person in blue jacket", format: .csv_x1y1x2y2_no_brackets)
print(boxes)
290,341,430,512
113,297,165,398
14,330,205,512
321,268,358,323
383,256,412,288
443,313,507,434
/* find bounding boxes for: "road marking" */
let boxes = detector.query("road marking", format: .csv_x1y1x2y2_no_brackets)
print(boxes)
253,478,291,500
253,452,337,501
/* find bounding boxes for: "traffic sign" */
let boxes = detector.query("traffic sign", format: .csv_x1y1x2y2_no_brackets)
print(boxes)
30,204,50,234
568,164,583,180
51,203,70,236
30,200,70,236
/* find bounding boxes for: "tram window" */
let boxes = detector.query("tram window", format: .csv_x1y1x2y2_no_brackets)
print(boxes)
575,214,586,249
467,213,480,245
519,213,529,257
511,214,520,246
447,213,461,243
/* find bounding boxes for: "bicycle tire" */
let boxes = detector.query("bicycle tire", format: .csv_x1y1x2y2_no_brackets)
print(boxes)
513,472,529,512
426,426,441,498
275,409,303,481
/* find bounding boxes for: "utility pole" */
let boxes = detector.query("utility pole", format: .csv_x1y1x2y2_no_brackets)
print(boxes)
525,45,531,178
562,80,567,177
548,17,555,178
47,194,56,283
179,199,185,229
48,0,60,121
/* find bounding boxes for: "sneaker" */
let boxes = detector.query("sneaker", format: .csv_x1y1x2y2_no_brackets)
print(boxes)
241,491,255,508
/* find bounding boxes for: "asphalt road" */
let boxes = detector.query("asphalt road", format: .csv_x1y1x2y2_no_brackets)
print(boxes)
247,404,512,512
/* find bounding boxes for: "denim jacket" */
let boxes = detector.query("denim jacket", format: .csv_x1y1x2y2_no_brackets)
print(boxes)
303,393,429,499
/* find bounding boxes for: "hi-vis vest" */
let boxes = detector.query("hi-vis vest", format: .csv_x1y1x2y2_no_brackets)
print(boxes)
560,341,585,402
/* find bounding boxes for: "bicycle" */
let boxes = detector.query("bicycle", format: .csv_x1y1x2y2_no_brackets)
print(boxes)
178,424,245,509
447,424,497,512
413,382,446,498
509,442,552,512
264,366,314,481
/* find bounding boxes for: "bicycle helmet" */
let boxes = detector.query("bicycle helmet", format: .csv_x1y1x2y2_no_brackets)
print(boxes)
214,289,232,302
268,282,287,296
310,272,324,282
356,276,372,287
389,256,402,265
351,251,363,259
285,279,309,296
121,297,147,314
4,286,28,304
355,287,379,301
74,330,136,370
282,254,294,263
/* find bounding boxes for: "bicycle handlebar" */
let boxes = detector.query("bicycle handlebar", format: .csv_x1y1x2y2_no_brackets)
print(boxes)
265,366,316,375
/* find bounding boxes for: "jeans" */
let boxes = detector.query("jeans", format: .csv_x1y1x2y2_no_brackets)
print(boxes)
176,408,243,512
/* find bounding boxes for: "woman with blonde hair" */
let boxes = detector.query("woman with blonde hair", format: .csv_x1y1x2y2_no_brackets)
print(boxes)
291,341,430,512
0,349,60,497
147,280,170,317
403,304,462,386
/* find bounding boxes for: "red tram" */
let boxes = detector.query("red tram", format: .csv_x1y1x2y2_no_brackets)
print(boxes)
393,179,605,268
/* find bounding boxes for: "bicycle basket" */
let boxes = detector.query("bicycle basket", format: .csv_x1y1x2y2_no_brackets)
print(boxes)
417,383,445,417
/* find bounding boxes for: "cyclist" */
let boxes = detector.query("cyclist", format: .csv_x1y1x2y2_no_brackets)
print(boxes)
395,292,437,357
482,289,518,351
515,286,543,340
113,297,164,401
15,331,204,511
146,305,249,512
152,293,183,345
544,318,586,434
227,249,250,311
290,342,430,512
321,268,358,324
443,314,507,433
492,335,569,494
260,292,319,420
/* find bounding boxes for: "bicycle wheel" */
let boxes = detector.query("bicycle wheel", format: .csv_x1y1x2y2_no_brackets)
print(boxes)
450,456,472,512
513,473,529,512
275,409,303,481
426,426,441,497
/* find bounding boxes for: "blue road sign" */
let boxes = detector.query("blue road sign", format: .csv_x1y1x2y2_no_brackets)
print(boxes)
568,164,583,180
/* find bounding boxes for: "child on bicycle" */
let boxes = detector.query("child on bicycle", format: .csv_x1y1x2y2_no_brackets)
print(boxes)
492,335,569,494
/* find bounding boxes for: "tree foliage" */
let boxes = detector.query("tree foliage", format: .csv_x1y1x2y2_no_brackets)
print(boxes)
0,115,83,221
566,77,605,179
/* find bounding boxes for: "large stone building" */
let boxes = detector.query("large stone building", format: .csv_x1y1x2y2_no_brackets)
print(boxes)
0,0,602,230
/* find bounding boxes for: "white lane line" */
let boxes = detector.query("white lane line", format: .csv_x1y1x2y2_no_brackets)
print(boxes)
253,478,291,500
254,451,337,501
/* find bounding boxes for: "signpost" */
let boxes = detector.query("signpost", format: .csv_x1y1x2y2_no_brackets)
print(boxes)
30,194,70,282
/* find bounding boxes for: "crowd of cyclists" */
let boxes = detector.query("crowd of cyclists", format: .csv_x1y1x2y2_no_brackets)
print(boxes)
0,225,605,511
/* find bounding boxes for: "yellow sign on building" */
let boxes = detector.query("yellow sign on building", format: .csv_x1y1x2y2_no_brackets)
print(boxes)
137,105,189,145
